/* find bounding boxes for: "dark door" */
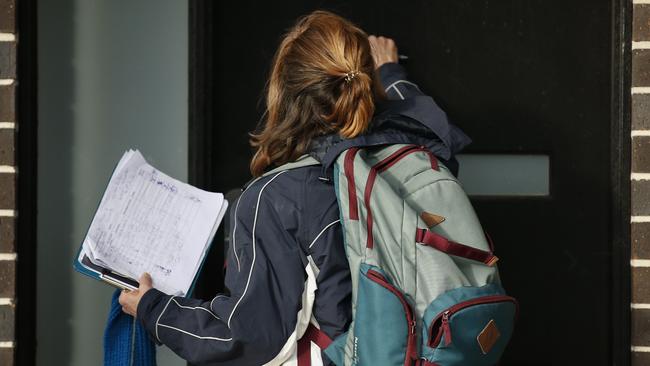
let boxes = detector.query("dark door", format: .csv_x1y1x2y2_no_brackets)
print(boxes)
190,1,629,364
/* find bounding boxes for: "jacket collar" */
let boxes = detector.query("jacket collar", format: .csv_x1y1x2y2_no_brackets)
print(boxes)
308,95,472,172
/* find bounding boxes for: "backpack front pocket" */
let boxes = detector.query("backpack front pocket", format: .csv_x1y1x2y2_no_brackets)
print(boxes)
421,284,518,365
354,264,417,366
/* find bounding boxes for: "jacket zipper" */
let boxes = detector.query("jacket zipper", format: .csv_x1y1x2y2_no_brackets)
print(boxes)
364,145,437,249
366,269,418,366
428,295,519,348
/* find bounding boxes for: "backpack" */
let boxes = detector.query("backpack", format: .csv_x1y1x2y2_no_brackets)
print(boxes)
266,144,517,366
317,144,518,366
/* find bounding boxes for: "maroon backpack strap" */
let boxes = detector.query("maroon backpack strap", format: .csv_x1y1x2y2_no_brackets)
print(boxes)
343,148,361,220
297,324,333,366
484,230,496,253
416,228,499,266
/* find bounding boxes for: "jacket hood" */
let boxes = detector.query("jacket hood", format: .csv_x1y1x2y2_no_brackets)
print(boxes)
308,94,472,175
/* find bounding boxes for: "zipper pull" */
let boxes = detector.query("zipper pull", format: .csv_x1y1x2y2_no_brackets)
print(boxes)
442,311,452,346
408,320,418,362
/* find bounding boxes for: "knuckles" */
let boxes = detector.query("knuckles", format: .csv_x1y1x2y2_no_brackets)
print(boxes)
369,35,396,48
118,291,129,306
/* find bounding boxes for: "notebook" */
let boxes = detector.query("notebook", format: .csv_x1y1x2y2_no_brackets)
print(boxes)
73,149,228,296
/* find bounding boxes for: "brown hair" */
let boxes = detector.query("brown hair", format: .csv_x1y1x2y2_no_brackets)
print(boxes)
249,10,385,177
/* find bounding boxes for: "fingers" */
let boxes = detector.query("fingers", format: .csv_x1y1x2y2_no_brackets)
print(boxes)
139,272,153,289
368,35,396,48
118,274,153,316
119,290,137,316
121,305,135,317
118,289,132,305
368,35,399,69
118,291,130,314
118,290,127,305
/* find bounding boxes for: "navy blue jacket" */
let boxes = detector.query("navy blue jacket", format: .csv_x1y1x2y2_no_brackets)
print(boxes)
137,62,471,365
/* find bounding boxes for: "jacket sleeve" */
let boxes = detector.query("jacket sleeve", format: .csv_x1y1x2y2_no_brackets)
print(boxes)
137,178,308,365
377,62,471,176
377,62,425,100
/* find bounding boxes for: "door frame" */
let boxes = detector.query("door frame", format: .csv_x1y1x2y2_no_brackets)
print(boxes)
186,0,632,364
15,0,38,364
609,0,632,364
188,0,216,192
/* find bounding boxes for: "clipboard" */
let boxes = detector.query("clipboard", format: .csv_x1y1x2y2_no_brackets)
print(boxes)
72,199,225,297
73,247,140,291
72,239,215,297
71,149,228,297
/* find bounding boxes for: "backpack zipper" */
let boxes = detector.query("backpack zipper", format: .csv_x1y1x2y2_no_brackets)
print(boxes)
364,145,437,249
366,269,418,366
428,295,519,349
441,311,452,346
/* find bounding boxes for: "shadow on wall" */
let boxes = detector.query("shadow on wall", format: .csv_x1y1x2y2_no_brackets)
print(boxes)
37,0,74,363
38,0,188,365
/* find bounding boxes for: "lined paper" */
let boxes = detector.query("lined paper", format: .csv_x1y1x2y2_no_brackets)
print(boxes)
82,150,227,295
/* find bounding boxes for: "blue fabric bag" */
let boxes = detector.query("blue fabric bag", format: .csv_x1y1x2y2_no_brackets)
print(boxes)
104,289,157,366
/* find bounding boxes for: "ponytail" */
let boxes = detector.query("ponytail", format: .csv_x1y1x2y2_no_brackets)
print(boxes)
327,70,375,138
250,10,385,177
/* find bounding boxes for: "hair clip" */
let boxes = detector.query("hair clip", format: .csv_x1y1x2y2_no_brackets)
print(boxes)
344,70,360,83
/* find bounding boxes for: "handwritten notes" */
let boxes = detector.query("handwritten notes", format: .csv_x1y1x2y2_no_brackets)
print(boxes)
81,150,227,295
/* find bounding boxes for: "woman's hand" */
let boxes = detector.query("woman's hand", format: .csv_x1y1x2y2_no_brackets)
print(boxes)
368,35,399,69
118,272,153,317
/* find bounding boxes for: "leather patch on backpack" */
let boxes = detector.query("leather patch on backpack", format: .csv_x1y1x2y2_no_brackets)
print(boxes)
420,212,446,228
477,319,501,355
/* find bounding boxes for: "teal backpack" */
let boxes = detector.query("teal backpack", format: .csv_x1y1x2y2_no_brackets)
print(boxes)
317,144,518,366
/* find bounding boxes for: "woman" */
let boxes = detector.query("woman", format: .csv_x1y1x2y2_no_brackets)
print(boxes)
119,10,470,365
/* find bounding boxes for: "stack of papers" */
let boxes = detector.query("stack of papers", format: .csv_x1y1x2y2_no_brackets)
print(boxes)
75,150,228,296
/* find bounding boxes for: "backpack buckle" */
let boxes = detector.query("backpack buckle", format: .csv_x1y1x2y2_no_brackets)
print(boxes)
486,256,499,267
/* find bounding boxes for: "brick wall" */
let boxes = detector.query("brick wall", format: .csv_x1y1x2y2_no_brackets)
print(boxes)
0,2,644,365
632,1,650,365
0,0,16,364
